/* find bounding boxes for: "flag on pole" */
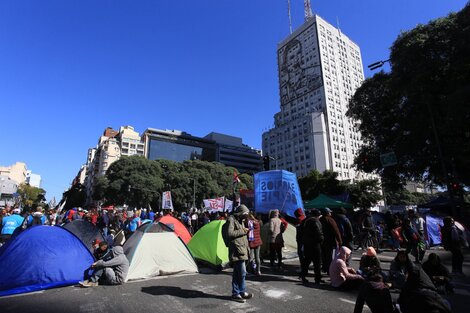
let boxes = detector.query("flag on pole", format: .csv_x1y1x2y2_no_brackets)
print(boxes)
224,198,234,212
162,191,174,211
233,170,241,184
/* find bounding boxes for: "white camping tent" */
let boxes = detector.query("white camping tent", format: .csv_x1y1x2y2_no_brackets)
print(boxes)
124,222,198,281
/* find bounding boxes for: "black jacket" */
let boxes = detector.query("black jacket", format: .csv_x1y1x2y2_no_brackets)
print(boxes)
354,281,394,313
302,217,323,246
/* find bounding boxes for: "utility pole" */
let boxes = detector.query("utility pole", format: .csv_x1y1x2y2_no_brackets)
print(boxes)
192,179,196,209
304,0,313,21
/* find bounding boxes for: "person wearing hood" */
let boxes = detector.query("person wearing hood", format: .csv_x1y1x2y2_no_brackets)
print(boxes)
329,246,364,290
422,253,453,294
27,206,46,226
226,205,253,303
79,245,129,287
354,273,395,313
390,250,414,290
359,247,382,279
398,267,451,313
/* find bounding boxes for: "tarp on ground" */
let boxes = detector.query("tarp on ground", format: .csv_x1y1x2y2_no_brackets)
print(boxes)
254,170,304,218
260,222,297,259
62,219,105,253
123,222,197,281
187,220,229,267
0,226,94,296
304,194,353,210
156,215,192,244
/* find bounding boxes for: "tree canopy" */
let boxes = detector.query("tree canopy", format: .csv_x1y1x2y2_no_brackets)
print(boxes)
347,4,470,189
93,156,253,210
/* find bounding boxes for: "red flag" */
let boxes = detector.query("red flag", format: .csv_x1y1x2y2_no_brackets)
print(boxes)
233,170,241,184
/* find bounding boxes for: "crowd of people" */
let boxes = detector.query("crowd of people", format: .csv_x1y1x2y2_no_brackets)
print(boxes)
0,202,467,311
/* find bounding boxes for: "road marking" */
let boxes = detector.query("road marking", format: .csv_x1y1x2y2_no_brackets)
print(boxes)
264,289,288,298
339,298,355,305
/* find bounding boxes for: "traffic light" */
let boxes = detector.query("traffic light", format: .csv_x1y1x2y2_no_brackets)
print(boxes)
263,156,270,171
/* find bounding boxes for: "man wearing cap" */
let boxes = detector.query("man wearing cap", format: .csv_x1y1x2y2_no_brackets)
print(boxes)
1,208,24,239
226,204,253,303
320,207,342,274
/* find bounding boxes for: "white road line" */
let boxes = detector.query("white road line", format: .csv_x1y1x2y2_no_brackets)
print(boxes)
339,298,356,305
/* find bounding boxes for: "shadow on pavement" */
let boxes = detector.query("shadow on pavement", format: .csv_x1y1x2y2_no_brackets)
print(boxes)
141,286,230,301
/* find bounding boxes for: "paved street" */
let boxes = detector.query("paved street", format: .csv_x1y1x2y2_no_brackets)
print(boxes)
1,248,469,313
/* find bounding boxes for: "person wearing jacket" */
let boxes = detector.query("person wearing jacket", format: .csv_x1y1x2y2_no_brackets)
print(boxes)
354,273,395,313
398,267,451,313
79,246,129,287
294,208,306,267
268,209,284,270
390,250,414,289
27,207,46,226
247,212,263,275
335,207,354,250
359,247,382,279
422,253,453,294
1,208,24,236
329,246,364,290
441,216,464,275
226,205,253,303
320,208,342,273
300,209,324,284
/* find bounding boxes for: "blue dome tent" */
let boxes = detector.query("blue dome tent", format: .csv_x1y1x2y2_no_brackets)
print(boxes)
0,226,94,296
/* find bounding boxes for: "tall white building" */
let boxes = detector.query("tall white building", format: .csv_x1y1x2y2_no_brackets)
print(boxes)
263,15,367,181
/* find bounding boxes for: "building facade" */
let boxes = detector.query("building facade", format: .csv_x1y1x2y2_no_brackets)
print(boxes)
26,171,42,188
0,162,28,185
118,126,145,157
262,15,367,181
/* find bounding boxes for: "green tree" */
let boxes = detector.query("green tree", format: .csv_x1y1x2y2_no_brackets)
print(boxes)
298,170,345,201
344,179,382,209
17,183,47,210
347,4,470,188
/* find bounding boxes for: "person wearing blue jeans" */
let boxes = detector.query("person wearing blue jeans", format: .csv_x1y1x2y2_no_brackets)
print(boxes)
226,205,253,303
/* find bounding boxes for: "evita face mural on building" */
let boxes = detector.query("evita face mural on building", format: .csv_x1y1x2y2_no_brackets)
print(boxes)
278,28,323,108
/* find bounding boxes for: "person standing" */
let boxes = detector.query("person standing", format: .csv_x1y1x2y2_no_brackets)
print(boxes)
268,209,284,270
300,209,324,284
1,208,24,238
247,212,263,275
441,216,465,275
320,208,342,273
294,208,306,267
335,207,354,250
226,205,253,303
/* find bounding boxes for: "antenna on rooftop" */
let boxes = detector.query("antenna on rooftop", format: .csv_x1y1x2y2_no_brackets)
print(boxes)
304,0,313,21
287,0,293,34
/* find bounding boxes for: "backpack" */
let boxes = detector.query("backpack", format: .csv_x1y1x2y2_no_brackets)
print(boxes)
221,219,232,248
31,215,43,226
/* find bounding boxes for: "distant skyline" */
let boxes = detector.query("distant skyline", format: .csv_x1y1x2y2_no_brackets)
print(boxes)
0,0,468,201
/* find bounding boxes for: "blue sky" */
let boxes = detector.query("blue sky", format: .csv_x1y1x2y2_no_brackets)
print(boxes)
0,0,467,201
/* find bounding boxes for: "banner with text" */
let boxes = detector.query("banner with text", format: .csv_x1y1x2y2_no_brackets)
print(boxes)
224,199,234,212
162,191,174,211
203,197,225,213
254,170,304,218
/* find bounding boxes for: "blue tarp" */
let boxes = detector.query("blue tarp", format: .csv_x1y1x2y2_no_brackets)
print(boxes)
426,215,443,246
0,226,94,296
254,170,304,218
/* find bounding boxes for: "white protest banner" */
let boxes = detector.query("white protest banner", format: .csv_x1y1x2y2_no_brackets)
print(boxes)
224,198,233,212
162,191,174,211
203,197,225,213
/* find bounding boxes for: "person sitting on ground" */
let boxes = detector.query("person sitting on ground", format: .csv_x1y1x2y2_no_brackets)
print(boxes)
359,247,382,279
330,246,364,290
79,245,129,287
354,272,395,313
389,250,414,290
422,253,453,294
93,240,112,261
398,267,451,313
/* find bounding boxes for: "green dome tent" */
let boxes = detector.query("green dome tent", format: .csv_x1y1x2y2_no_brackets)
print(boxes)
187,220,229,268
304,194,353,210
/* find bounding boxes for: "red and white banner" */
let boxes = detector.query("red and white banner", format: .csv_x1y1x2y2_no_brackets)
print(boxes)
162,191,174,211
203,197,225,212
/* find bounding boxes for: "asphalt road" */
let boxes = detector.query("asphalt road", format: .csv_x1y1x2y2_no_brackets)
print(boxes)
1,249,469,313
